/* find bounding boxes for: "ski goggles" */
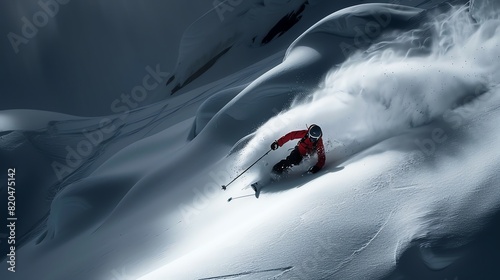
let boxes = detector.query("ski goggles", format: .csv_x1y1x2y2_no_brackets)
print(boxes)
308,133,320,142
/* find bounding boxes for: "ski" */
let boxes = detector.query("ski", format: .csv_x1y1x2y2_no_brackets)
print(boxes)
226,167,343,202
227,194,254,202
227,182,262,202
251,182,261,198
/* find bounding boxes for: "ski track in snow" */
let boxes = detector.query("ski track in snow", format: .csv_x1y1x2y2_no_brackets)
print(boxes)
331,209,396,275
198,266,294,280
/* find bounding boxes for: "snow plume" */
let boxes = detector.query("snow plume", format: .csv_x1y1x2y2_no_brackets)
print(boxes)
241,2,500,169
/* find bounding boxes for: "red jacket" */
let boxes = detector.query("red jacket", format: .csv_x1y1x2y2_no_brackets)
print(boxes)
276,130,326,169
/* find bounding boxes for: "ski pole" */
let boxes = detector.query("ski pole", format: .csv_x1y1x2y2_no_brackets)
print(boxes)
221,149,272,190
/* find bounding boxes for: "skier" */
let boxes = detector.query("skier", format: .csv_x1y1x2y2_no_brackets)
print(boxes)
270,124,325,175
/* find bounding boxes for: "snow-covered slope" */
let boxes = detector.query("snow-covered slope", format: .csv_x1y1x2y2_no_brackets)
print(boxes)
1,0,500,279
165,0,457,95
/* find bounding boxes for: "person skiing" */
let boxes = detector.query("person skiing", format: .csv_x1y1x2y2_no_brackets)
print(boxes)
270,124,325,174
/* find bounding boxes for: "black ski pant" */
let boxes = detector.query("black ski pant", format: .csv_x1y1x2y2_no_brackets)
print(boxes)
272,147,303,174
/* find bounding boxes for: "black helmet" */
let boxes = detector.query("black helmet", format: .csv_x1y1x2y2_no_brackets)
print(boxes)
308,124,322,141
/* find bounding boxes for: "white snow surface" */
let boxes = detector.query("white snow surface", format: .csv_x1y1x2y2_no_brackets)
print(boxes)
1,0,500,280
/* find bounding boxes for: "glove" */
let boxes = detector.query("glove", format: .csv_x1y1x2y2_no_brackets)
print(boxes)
271,141,279,150
308,166,320,174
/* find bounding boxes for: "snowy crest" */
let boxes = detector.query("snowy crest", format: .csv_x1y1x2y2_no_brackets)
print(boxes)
241,3,500,171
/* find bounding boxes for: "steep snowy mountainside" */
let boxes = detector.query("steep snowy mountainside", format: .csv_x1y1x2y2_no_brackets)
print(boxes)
0,50,284,262
165,0,460,95
2,0,500,280
140,1,500,278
